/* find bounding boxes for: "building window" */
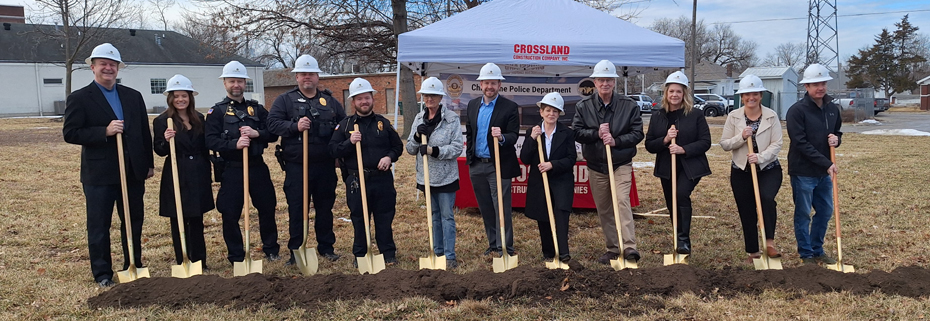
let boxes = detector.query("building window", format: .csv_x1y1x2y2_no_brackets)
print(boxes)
385,88,395,114
43,78,63,85
245,80,255,93
150,78,166,94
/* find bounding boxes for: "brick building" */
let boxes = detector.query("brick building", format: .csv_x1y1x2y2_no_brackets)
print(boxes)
0,5,25,24
264,69,423,114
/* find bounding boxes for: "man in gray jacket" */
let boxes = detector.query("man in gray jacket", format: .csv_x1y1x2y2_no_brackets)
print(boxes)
572,60,644,264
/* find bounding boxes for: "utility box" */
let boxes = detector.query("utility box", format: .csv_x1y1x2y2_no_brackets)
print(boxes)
54,100,66,115
733,91,773,110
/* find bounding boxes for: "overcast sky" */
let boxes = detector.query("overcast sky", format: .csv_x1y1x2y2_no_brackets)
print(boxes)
3,0,929,67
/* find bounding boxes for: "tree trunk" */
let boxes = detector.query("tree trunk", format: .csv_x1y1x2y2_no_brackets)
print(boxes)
392,0,418,138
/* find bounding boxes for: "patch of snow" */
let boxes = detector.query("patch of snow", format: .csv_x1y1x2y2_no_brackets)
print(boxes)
632,162,654,168
859,119,882,125
861,129,930,136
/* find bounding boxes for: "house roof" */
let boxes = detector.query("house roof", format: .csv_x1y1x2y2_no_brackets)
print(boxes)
918,74,930,86
0,24,260,66
740,66,797,79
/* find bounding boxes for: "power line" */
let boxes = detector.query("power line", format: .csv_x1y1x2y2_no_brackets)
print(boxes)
713,8,930,25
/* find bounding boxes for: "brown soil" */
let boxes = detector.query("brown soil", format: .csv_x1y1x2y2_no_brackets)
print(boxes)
87,264,930,310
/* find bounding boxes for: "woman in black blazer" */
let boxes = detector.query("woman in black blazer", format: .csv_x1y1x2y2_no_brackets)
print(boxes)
645,71,712,255
152,75,215,269
520,93,577,262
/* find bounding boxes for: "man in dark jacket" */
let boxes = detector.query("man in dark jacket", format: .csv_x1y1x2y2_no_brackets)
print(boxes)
572,60,644,264
62,43,154,287
268,55,345,265
463,63,520,257
787,63,842,266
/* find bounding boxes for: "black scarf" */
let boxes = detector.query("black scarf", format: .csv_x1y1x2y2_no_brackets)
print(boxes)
422,106,443,136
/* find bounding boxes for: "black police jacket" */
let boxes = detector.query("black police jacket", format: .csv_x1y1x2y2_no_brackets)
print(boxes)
267,88,345,163
329,113,403,171
205,97,278,162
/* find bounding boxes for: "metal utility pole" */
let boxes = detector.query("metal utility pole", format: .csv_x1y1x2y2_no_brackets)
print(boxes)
690,0,697,89
806,0,839,73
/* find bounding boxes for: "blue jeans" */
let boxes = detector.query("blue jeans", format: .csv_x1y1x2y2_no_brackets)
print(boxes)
430,192,457,260
791,175,833,259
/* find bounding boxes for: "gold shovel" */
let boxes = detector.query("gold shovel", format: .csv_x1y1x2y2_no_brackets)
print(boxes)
605,142,637,270
826,146,855,273
354,124,386,275
747,136,782,270
663,135,689,265
167,121,203,278
234,145,262,276
492,136,518,273
293,130,319,275
538,137,568,270
115,133,150,283
418,135,446,270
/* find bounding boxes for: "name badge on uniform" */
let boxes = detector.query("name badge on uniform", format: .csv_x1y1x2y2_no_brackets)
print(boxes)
297,98,306,103
319,98,327,106
226,106,235,115
248,106,255,116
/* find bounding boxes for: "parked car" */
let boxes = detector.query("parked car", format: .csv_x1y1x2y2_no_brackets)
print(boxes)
693,95,726,117
874,98,890,115
696,93,732,115
628,94,654,114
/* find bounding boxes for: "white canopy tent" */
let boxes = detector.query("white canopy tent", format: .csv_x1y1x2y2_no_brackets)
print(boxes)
397,0,685,78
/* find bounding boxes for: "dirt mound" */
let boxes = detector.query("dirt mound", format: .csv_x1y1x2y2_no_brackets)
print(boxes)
87,264,930,310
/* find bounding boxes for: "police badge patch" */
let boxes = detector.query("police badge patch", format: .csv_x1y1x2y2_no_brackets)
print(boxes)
377,121,383,131
247,106,255,116
319,97,327,106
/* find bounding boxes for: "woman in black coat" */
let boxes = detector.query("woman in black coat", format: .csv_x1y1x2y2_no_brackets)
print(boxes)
520,93,577,262
153,74,214,269
645,71,711,255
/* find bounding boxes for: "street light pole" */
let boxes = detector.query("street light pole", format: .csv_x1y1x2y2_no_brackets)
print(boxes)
690,0,698,89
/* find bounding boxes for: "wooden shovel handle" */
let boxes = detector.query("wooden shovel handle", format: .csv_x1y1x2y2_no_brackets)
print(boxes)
167,120,190,260
115,133,137,268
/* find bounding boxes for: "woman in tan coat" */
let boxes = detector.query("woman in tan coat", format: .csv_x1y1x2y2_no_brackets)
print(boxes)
719,75,784,263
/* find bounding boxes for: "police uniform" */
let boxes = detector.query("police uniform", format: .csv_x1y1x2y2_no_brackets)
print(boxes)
267,88,345,258
329,113,403,261
205,97,280,263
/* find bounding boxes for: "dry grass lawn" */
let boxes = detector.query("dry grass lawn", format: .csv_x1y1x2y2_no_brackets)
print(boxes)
1,116,929,320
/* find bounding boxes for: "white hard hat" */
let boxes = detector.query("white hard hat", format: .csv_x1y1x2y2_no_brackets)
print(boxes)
219,61,250,79
735,74,766,94
84,43,126,69
590,60,619,78
291,54,322,73
476,63,505,81
536,92,565,115
417,77,445,96
800,63,833,84
348,78,377,98
665,71,689,87
163,74,198,96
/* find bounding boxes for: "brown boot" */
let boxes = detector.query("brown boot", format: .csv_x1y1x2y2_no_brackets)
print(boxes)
765,239,782,258
745,252,761,264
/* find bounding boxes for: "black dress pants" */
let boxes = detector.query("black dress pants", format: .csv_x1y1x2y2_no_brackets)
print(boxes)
83,179,145,282
216,160,279,263
169,216,206,266
346,172,396,260
730,165,782,253
283,161,338,255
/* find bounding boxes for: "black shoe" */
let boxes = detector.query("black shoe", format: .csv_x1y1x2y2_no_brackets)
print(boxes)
447,259,459,269
559,254,572,263
97,278,115,288
483,248,496,256
385,257,398,266
507,250,518,256
623,248,641,261
597,251,620,264
676,242,691,255
266,253,281,261
321,252,341,262
285,255,296,266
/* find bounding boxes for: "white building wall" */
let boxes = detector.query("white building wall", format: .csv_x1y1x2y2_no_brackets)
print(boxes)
0,63,264,116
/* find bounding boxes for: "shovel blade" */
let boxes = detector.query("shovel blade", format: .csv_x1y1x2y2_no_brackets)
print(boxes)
233,258,263,276
663,253,688,266
357,253,385,275
418,255,446,270
753,256,783,270
826,263,855,273
171,260,203,278
492,253,519,273
610,258,637,270
294,247,319,276
545,259,570,270
116,266,150,283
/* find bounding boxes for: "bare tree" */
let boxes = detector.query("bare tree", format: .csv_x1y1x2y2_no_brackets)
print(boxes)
576,0,650,21
761,42,805,69
31,0,141,95
650,16,756,71
148,0,176,30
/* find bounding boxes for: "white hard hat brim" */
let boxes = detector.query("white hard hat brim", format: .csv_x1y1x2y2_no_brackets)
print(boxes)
164,90,199,97
417,89,445,96
85,56,127,69
349,89,377,98
292,67,323,73
799,76,833,84
735,88,767,95
218,74,251,79
536,102,565,115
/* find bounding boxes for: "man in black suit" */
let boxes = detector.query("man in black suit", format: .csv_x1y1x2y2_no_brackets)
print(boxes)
62,43,154,287
463,63,520,256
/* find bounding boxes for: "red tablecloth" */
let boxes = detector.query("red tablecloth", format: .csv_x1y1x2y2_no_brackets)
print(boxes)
454,157,639,209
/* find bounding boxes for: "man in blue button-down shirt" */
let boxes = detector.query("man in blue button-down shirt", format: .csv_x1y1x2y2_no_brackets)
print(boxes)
464,63,521,257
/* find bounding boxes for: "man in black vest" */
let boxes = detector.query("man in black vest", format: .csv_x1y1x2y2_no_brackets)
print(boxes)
205,61,281,264
268,54,346,264
63,43,154,287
